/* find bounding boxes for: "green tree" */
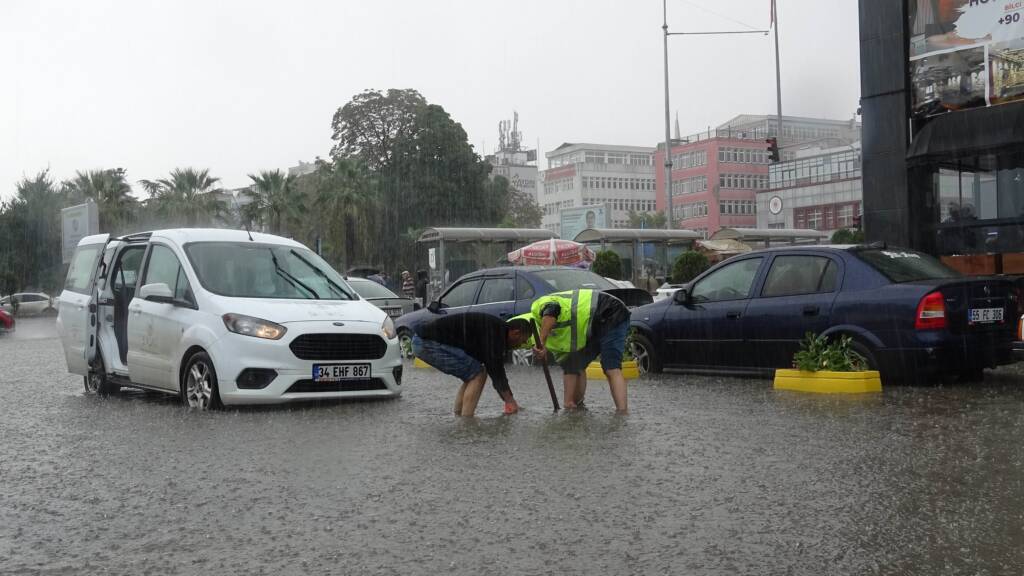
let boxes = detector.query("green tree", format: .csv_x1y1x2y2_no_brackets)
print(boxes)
831,228,865,244
330,88,427,169
244,169,301,235
141,168,226,227
627,210,667,230
500,178,543,228
672,251,710,284
307,158,380,270
592,250,624,280
62,168,138,234
330,89,510,273
0,171,65,294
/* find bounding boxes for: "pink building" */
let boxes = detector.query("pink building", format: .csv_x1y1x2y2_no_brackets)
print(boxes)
655,135,769,238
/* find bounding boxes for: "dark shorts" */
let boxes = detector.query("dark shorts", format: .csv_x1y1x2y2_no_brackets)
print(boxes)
560,320,630,375
412,335,484,382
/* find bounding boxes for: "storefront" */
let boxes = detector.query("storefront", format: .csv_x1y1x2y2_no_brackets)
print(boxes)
860,0,1024,274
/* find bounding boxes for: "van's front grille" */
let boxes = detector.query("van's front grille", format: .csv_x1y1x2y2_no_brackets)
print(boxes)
289,333,387,360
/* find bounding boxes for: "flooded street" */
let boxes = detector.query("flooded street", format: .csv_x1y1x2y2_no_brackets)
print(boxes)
2,318,1023,575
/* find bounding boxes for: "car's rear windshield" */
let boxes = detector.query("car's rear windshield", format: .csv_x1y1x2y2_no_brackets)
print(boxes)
184,242,356,300
533,269,616,291
855,248,961,283
349,279,399,299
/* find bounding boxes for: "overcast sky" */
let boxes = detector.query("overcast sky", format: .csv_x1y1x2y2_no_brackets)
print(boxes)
1,0,861,200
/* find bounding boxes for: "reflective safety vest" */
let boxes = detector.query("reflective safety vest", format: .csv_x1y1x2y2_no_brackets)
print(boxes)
530,289,596,355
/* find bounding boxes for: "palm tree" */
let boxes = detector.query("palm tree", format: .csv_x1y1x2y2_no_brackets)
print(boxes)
244,170,301,235
141,168,225,227
313,158,379,269
63,168,138,234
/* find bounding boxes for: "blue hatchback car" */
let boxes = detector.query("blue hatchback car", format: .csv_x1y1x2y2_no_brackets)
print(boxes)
629,245,1019,382
395,266,652,354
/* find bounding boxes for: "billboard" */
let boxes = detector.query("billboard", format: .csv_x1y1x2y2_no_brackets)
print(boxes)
560,205,608,241
61,202,99,263
909,0,1024,117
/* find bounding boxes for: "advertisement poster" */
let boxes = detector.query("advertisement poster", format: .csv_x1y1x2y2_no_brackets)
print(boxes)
909,0,1024,117
560,205,608,241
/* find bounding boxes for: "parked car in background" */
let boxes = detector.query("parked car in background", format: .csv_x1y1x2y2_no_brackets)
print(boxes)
0,308,14,334
0,292,55,316
57,229,402,409
394,266,654,355
630,245,1019,382
347,277,418,319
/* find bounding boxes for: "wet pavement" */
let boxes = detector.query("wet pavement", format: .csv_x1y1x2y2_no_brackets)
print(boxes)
2,318,1024,575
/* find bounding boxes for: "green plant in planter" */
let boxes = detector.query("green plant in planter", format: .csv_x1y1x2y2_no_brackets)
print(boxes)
792,332,867,372
624,327,638,362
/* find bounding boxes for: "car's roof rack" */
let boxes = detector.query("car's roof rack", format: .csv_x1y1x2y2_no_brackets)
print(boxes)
116,232,153,243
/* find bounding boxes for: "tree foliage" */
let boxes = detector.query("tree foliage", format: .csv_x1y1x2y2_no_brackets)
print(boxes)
141,168,226,228
0,171,65,294
672,251,710,284
627,210,667,230
500,178,543,228
244,169,301,235
831,228,865,244
592,250,624,280
62,168,137,235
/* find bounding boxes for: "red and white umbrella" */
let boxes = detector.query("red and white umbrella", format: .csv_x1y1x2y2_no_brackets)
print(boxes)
507,239,596,266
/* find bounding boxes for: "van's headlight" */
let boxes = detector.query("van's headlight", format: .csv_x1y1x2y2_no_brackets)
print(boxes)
222,313,287,340
381,316,396,340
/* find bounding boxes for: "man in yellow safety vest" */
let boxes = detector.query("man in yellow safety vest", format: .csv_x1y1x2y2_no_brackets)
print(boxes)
527,289,630,413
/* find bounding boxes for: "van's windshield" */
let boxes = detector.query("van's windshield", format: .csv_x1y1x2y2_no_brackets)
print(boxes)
185,242,356,300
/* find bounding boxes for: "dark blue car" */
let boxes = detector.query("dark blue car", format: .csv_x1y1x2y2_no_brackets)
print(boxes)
629,246,1019,381
395,266,651,354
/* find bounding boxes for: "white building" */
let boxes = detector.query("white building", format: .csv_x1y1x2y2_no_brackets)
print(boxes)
487,149,539,199
540,143,657,237
757,142,863,232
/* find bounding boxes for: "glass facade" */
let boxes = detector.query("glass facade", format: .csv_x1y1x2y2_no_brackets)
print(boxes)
915,150,1024,256
769,149,861,189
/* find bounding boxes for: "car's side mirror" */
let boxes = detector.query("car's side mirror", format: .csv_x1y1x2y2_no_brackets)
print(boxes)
427,301,442,313
139,283,174,304
673,287,690,305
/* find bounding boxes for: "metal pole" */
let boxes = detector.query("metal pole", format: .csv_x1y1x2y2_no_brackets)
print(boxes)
773,0,783,148
662,0,674,230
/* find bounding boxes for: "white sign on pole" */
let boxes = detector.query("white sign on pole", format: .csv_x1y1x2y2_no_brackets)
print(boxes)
428,248,437,270
61,201,99,263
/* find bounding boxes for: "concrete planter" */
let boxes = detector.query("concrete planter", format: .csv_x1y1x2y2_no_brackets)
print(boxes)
773,369,882,394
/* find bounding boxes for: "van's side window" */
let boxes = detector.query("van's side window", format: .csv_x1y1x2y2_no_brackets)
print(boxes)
144,245,194,304
65,245,103,294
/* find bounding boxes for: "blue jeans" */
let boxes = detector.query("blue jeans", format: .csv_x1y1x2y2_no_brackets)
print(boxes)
412,335,483,382
561,320,630,375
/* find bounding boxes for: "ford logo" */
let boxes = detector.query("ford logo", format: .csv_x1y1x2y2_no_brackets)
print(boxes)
333,322,345,327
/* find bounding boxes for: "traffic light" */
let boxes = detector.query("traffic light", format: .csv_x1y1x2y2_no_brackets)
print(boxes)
766,137,780,163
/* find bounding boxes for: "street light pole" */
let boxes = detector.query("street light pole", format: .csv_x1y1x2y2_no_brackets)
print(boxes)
662,0,674,230
661,1,768,232
773,0,784,148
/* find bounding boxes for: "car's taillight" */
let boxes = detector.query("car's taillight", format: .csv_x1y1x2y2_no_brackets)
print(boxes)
915,291,947,330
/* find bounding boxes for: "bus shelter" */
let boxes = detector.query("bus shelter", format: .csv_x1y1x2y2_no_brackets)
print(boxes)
573,228,701,290
416,227,555,300
710,228,830,248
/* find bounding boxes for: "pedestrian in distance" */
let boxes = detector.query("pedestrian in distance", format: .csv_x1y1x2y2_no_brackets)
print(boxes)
413,312,533,417
414,270,429,307
401,271,415,299
528,289,630,413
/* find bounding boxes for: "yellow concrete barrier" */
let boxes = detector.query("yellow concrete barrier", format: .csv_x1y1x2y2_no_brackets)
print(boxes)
773,369,882,394
413,357,434,369
586,360,640,381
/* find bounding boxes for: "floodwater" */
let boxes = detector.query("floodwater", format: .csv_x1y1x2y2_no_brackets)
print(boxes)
2,318,1023,575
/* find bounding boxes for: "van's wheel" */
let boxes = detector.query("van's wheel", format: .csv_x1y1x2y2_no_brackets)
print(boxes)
630,333,662,375
84,355,118,396
181,351,222,410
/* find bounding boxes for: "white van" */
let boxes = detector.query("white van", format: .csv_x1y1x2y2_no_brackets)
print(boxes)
57,229,402,409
